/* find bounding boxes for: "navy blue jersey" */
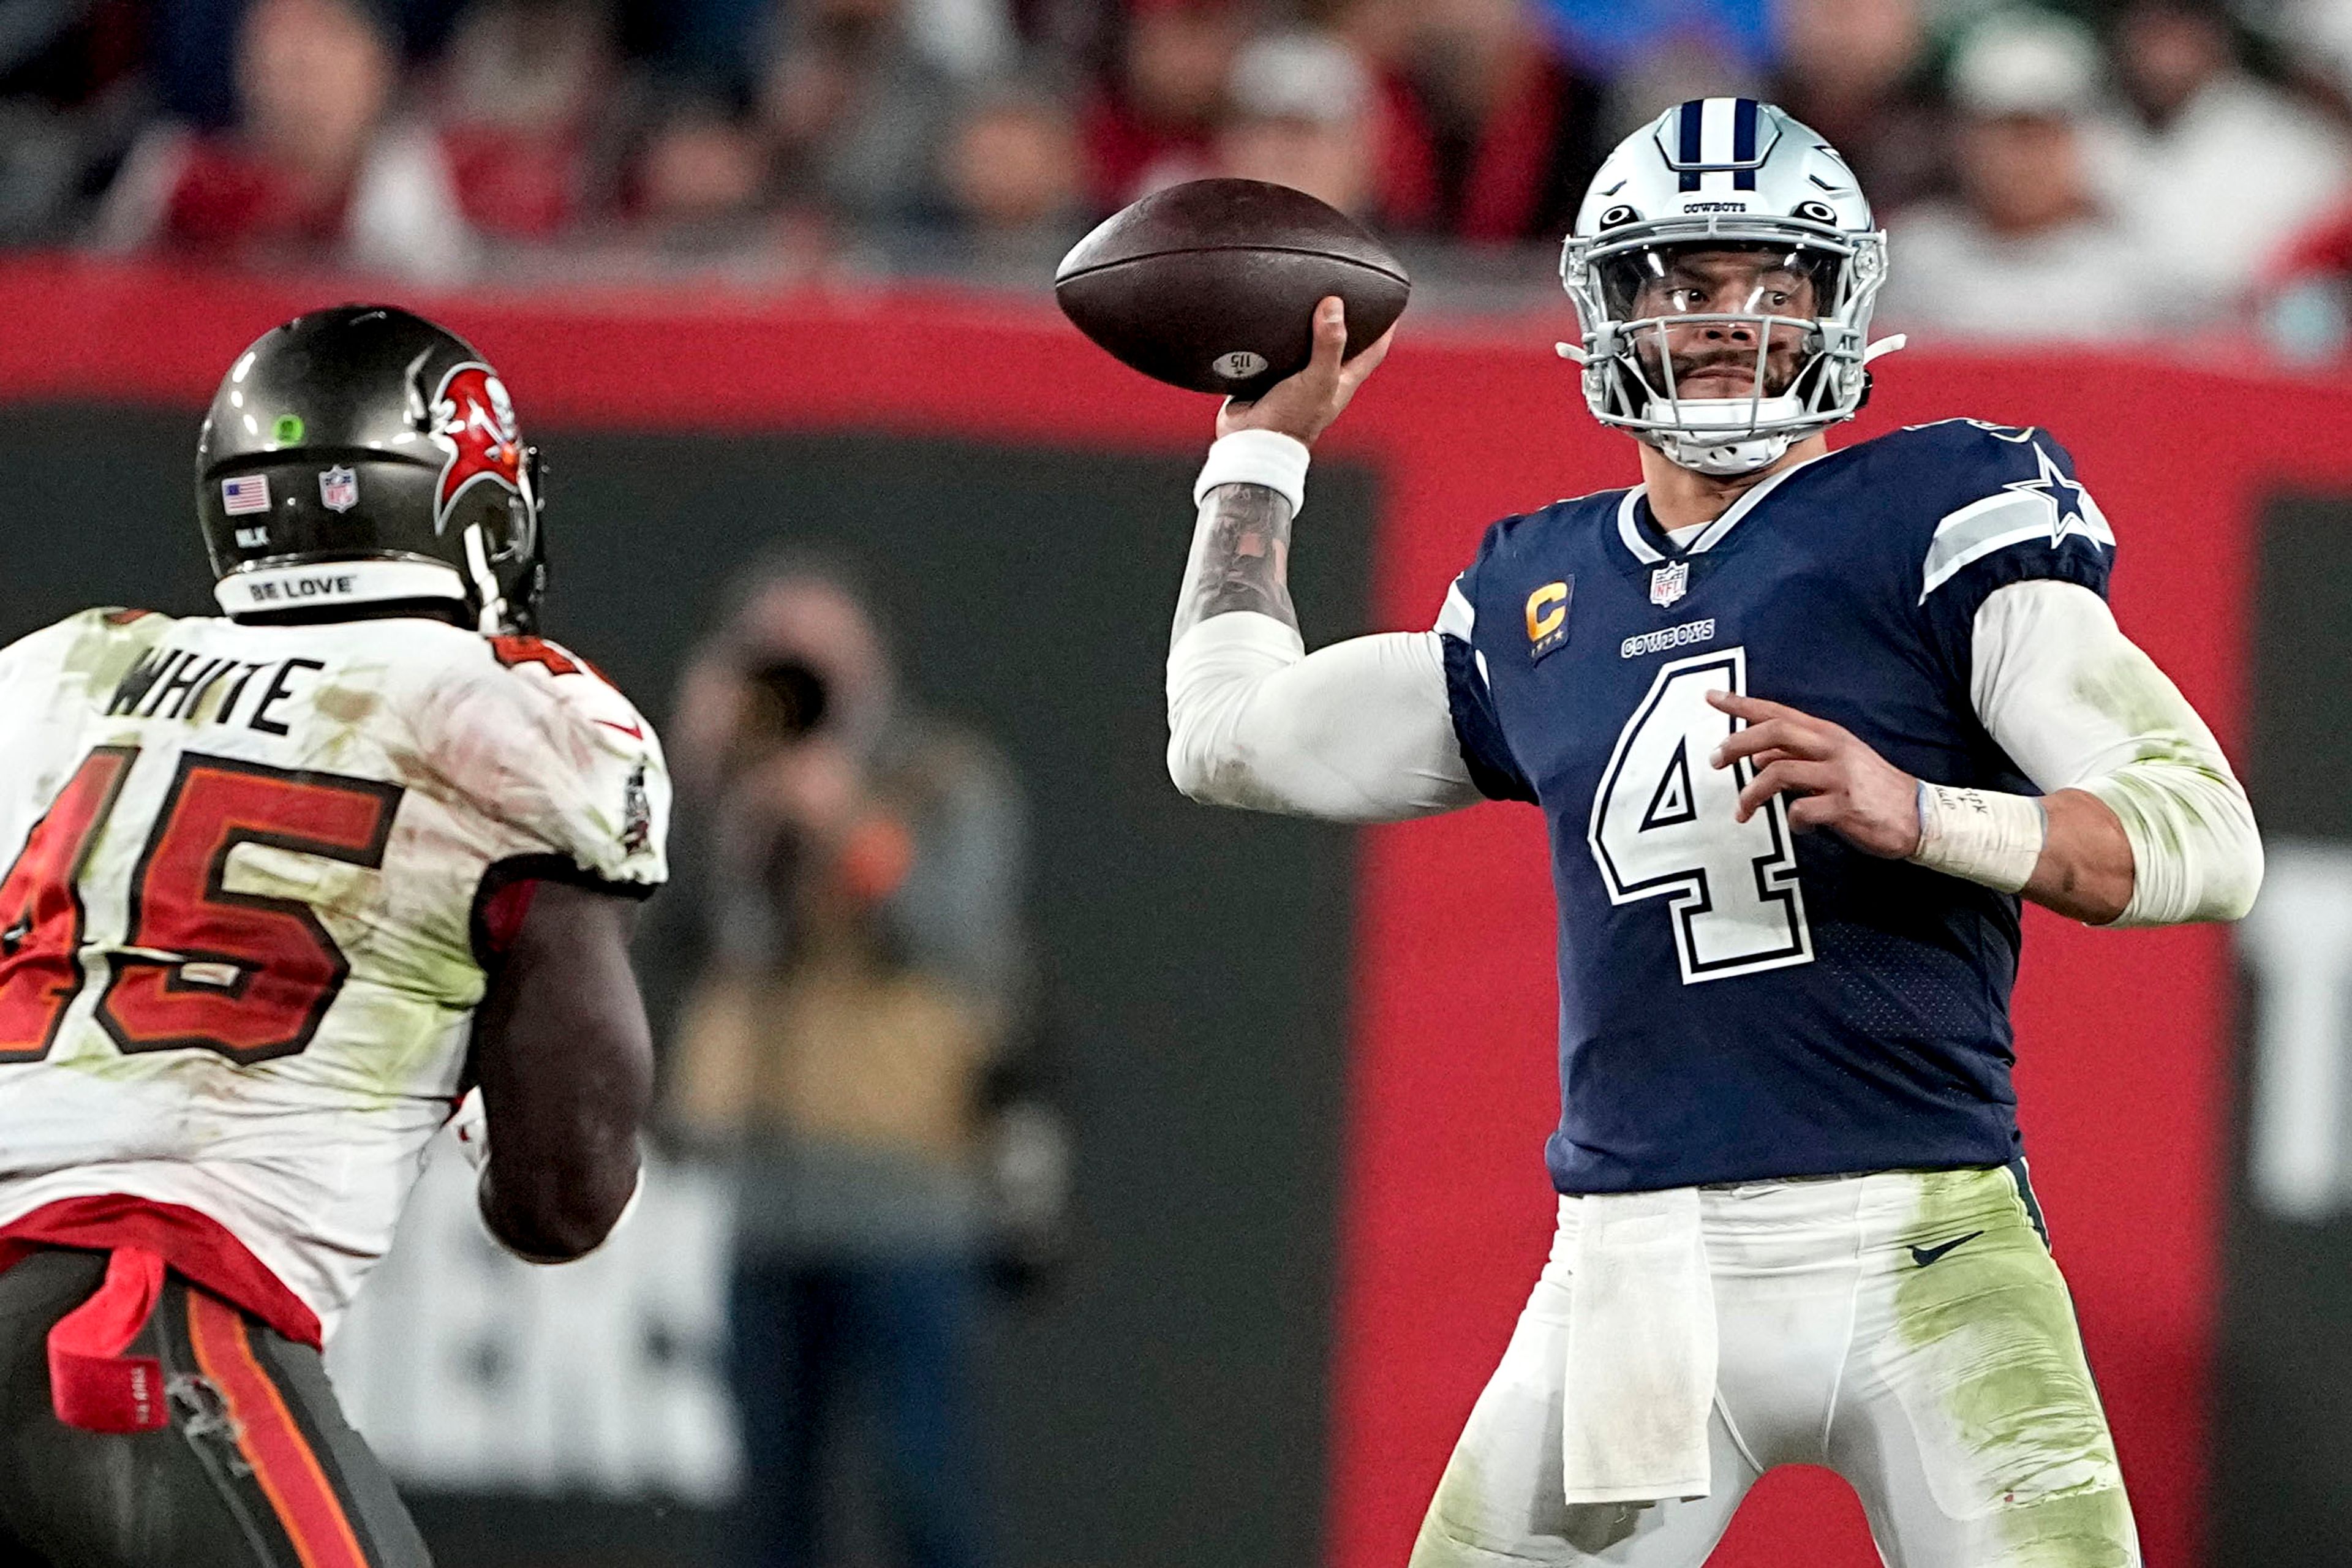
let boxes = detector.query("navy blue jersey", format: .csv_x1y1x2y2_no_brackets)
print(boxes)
1439,420,2116,1193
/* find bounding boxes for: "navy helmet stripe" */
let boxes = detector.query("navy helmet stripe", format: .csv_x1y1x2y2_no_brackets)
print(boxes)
1732,98,1758,189
1678,100,1703,190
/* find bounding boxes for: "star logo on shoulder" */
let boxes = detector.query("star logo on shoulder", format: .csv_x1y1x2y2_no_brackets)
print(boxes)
2003,443,2116,552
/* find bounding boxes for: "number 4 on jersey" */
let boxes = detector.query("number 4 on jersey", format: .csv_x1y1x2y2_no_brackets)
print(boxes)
1588,648,1814,984
0,748,137,1058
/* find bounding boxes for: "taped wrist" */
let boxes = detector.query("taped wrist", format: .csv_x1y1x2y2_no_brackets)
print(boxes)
1194,429,1310,516
1909,782,2046,894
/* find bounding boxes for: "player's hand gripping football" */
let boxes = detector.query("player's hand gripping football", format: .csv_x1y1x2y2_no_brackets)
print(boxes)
1708,691,1922,858
1217,296,1396,447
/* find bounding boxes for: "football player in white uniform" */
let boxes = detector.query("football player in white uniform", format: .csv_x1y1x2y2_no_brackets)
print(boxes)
1161,101,2260,1566
0,306,669,1567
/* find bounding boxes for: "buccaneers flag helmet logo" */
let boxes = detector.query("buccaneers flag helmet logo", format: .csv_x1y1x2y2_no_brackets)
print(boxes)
426,363,524,535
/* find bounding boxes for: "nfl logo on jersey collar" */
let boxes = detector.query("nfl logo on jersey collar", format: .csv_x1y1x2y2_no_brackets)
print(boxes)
1613,455,1829,597
1650,560,1690,608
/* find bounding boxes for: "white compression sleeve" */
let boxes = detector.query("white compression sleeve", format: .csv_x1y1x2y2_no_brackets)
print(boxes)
1166,612,1480,821
1969,579,2263,925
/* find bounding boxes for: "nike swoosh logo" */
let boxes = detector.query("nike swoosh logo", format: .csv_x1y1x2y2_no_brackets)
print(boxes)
1909,1231,1985,1268
593,719,643,741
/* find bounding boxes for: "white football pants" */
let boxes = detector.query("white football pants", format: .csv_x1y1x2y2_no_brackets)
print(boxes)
1411,1166,2141,1568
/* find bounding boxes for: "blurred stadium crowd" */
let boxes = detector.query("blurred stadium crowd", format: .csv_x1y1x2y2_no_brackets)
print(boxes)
15,0,2352,349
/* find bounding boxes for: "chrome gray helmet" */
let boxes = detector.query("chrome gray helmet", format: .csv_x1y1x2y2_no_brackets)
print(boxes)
196,306,547,633
1559,98,1902,475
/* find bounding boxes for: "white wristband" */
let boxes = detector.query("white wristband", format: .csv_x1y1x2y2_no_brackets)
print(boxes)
1909,782,2048,895
1194,429,1310,516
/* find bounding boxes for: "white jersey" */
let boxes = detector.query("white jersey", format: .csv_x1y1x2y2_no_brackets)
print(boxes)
0,608,669,1338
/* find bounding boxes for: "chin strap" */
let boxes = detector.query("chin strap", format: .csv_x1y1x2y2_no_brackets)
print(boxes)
1651,429,1794,477
462,523,510,635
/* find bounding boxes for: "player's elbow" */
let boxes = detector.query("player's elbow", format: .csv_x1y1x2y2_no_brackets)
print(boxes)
2105,770,2265,926
481,1142,641,1262
2169,773,2263,924
1167,729,1206,800
1166,731,1227,805
1166,701,1250,807
2201,805,2264,924
1168,727,1298,812
529,1163,638,1261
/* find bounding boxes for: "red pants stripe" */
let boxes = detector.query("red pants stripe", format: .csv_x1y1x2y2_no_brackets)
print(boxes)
185,1289,372,1568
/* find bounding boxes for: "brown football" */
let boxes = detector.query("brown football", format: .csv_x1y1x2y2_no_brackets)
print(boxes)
1054,179,1410,400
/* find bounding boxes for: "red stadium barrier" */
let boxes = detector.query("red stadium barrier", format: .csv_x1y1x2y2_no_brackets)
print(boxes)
0,252,2328,1568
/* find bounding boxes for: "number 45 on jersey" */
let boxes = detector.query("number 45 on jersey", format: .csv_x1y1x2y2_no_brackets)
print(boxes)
1589,648,1814,984
0,747,401,1064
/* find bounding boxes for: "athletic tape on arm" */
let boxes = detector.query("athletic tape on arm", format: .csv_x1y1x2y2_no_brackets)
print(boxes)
1194,429,1311,515
1910,782,2045,894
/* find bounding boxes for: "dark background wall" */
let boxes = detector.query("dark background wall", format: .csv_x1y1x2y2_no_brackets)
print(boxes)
0,404,1379,1568
2215,494,2352,1568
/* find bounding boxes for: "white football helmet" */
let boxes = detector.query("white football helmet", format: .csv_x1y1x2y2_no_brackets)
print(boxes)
1559,98,1902,475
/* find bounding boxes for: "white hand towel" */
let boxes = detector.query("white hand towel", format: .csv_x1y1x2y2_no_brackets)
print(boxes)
1560,1186,1718,1504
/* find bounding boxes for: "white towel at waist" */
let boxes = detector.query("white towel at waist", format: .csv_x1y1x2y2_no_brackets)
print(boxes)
1561,1186,1718,1504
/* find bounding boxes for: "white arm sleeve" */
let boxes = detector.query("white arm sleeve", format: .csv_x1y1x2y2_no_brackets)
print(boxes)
1166,611,1480,822
1970,579,2263,925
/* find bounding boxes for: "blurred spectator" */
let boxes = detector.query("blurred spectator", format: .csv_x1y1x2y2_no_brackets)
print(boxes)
1215,29,1378,215
97,0,473,279
432,0,617,241
1322,0,1444,225
0,0,147,243
1769,0,1944,213
902,0,1024,81
31,0,2352,321
1879,12,2158,342
1602,25,1763,143
1080,0,1250,210
637,0,1017,103
628,94,769,239
1332,0,1610,241
663,556,1062,1568
2092,0,2352,323
2255,204,2352,359
1539,0,1770,75
939,77,1085,235
760,0,960,224
2285,0,2352,114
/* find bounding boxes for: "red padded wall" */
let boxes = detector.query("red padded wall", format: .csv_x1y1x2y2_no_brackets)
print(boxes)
0,255,2316,1567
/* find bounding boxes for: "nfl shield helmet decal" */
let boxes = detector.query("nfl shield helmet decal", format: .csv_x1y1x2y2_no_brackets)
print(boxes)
318,465,359,512
1650,559,1691,608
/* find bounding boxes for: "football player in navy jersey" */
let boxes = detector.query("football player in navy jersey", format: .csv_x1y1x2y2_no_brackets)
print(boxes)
1162,100,2259,1566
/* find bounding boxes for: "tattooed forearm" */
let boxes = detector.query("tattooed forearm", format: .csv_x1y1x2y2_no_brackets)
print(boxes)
1172,482,1298,646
